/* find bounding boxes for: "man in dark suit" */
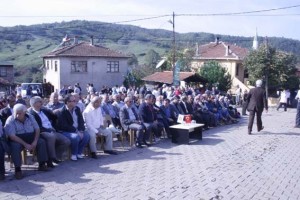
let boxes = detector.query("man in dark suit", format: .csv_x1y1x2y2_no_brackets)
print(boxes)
246,80,268,134
28,96,70,164
119,97,146,148
0,95,16,125
56,94,90,161
139,94,163,141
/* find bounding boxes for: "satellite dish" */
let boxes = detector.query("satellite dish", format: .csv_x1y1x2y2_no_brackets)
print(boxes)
156,59,166,69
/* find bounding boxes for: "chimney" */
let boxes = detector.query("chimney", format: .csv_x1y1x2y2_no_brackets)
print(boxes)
215,37,219,44
73,36,78,44
225,45,230,56
90,35,94,45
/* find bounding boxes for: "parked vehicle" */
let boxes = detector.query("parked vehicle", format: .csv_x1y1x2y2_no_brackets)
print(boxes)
21,83,43,98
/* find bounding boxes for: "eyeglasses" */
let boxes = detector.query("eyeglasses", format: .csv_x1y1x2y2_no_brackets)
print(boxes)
68,100,76,103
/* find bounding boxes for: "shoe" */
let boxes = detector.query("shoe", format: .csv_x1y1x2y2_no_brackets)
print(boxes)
248,130,252,135
90,152,98,159
47,161,55,168
143,140,152,147
15,171,23,180
103,150,118,155
71,155,77,161
52,159,61,164
258,126,264,132
0,174,5,181
38,164,48,171
135,142,143,148
77,154,84,159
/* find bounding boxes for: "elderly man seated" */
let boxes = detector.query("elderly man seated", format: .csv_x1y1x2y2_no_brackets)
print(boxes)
46,92,64,111
83,96,117,159
4,104,49,179
120,97,146,148
28,96,71,165
56,95,90,161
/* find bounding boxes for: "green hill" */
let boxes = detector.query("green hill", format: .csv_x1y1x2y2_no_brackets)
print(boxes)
0,20,299,83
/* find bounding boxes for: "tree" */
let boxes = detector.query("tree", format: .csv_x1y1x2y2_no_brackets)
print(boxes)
144,49,160,72
244,44,299,91
198,61,232,92
127,53,138,67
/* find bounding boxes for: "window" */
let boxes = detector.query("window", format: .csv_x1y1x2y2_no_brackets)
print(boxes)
107,61,119,73
54,61,58,72
0,67,7,77
46,60,49,70
244,68,249,78
71,61,87,72
236,63,242,76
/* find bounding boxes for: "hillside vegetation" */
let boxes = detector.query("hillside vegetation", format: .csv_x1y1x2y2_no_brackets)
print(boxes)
0,20,299,83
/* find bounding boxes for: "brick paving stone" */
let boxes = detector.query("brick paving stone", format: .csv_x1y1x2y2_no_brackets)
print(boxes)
0,108,300,199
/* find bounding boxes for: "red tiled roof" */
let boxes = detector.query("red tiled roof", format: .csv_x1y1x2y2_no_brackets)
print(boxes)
43,42,130,58
0,77,11,85
195,41,248,60
142,71,207,84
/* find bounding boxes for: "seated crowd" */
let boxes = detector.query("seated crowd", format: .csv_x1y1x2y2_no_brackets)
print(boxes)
0,84,240,180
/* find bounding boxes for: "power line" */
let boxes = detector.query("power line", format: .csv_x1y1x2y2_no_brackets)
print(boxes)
178,4,300,16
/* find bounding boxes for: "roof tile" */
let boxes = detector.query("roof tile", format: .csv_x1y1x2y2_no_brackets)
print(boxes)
43,42,130,58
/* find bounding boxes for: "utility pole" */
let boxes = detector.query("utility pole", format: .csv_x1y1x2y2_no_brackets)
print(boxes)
265,36,269,100
172,12,176,69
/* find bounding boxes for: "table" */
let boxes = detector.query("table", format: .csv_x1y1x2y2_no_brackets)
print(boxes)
169,123,204,144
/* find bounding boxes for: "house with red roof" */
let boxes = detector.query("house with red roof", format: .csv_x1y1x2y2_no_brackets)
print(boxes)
42,37,130,93
191,38,250,91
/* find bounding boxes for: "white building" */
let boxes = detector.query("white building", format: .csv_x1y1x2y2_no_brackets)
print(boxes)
42,39,130,93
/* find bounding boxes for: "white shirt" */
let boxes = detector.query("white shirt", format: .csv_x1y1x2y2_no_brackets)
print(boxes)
83,103,104,134
296,90,300,101
33,109,52,129
279,90,290,103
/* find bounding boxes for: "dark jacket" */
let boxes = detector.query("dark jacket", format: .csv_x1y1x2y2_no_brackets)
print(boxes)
160,104,177,121
28,107,57,132
119,106,140,131
138,102,156,123
247,87,268,112
179,101,193,114
56,106,85,132
0,107,12,126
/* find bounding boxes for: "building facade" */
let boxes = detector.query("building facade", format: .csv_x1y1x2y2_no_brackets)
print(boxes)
0,61,14,93
191,38,249,92
42,41,130,93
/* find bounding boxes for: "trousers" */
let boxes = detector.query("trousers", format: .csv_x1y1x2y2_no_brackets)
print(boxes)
248,107,263,132
296,101,300,127
62,132,90,155
41,131,71,160
88,127,113,152
10,133,48,168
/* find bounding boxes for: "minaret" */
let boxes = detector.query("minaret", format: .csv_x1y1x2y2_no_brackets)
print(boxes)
252,28,258,50
195,42,199,56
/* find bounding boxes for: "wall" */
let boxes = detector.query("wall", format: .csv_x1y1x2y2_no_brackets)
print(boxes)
44,57,128,93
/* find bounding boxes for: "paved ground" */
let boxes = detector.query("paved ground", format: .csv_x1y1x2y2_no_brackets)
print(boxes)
0,107,300,200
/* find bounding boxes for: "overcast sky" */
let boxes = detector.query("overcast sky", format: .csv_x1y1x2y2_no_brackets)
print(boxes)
0,0,299,40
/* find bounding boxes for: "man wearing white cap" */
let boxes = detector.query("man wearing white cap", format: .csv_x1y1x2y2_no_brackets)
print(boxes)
246,80,268,135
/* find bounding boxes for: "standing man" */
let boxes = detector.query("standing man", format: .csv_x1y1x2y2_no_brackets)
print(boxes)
246,80,268,135
295,89,300,128
242,90,249,116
